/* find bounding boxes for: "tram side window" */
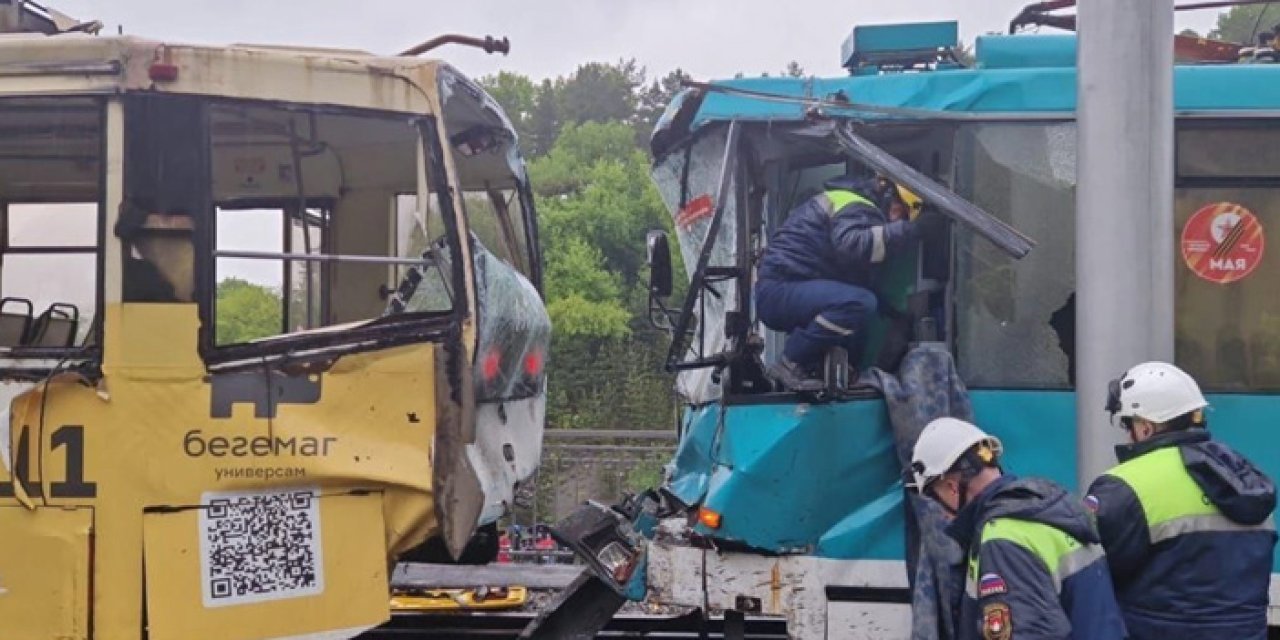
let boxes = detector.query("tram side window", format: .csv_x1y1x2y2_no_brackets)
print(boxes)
1173,126,1280,391
953,123,1077,389
214,206,329,343
0,98,103,349
208,103,431,347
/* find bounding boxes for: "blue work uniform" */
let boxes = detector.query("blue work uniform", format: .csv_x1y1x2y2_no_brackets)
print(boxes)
755,176,918,370
1086,429,1277,640
947,475,1128,640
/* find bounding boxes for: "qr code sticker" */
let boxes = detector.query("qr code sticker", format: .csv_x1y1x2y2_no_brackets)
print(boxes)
199,487,324,607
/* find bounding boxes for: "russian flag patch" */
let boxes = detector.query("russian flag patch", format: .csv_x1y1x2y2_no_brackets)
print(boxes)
978,572,1008,598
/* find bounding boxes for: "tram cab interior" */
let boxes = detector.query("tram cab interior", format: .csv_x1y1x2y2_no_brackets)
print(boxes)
647,117,1033,403
755,123,961,383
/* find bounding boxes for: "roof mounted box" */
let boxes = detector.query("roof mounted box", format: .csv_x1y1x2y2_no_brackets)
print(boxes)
841,21,958,71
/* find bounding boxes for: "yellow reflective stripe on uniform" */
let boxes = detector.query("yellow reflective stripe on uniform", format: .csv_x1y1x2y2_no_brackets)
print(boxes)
979,517,1097,594
1150,513,1276,544
1106,447,1217,528
822,189,874,216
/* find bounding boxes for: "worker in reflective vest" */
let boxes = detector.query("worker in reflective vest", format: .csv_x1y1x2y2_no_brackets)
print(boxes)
755,175,940,391
1087,361,1277,640
912,417,1127,640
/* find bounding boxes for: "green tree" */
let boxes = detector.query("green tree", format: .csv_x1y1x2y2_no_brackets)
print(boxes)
480,71,537,147
784,60,805,77
529,79,562,157
558,60,644,128
1208,4,1280,44
532,135,670,294
216,278,281,344
635,68,691,149
528,120,641,196
542,235,630,340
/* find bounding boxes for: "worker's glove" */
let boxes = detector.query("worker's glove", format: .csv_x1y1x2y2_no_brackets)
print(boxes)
911,206,948,240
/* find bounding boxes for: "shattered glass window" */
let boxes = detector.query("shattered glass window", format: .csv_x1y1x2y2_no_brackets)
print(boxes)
473,243,551,401
953,123,1076,389
651,126,740,403
463,189,531,277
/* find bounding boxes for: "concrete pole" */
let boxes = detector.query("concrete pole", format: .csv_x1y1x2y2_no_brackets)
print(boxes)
1075,0,1175,488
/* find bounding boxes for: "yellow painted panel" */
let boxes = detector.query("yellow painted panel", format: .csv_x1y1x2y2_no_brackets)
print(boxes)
104,303,203,371
143,491,389,640
0,507,93,640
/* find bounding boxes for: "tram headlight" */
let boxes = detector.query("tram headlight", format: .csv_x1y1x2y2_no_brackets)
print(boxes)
551,500,644,594
597,540,640,583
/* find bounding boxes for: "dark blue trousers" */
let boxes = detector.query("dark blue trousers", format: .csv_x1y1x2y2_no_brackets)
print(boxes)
755,278,877,370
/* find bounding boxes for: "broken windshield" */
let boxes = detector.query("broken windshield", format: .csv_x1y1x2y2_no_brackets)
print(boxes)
651,125,740,404
953,122,1076,388
386,75,549,402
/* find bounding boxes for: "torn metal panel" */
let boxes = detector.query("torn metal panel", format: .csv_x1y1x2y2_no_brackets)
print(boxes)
833,122,1035,259
646,540,911,640
0,381,38,473
672,398,901,553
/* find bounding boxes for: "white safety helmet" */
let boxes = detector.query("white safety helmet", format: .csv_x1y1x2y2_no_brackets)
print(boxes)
910,417,1003,493
1105,361,1208,425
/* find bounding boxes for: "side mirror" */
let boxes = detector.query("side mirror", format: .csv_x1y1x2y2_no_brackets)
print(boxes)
646,230,673,299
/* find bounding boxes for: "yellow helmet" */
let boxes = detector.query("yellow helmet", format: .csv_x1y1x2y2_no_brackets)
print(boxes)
895,184,924,219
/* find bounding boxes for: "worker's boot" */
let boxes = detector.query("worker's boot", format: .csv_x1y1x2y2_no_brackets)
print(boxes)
768,357,826,393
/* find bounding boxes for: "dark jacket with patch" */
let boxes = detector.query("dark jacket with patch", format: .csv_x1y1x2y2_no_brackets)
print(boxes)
756,176,918,286
1087,429,1277,640
947,475,1127,640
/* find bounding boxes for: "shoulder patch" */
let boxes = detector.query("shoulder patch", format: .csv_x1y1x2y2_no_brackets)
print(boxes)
982,602,1012,640
978,572,1008,598
1083,494,1100,513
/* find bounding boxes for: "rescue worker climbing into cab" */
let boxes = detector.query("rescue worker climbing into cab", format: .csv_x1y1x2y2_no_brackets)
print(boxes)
912,417,1127,640
1087,361,1277,640
755,173,940,391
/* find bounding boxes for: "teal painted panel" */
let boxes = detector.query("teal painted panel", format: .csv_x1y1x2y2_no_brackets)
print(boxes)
977,34,1076,69
672,39,1280,133
664,390,1280,572
970,390,1079,490
680,400,901,554
842,22,959,68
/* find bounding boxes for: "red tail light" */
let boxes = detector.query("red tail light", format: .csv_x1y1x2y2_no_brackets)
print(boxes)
481,348,501,381
523,349,544,376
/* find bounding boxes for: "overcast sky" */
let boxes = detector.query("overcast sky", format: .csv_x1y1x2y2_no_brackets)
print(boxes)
57,1,1220,82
